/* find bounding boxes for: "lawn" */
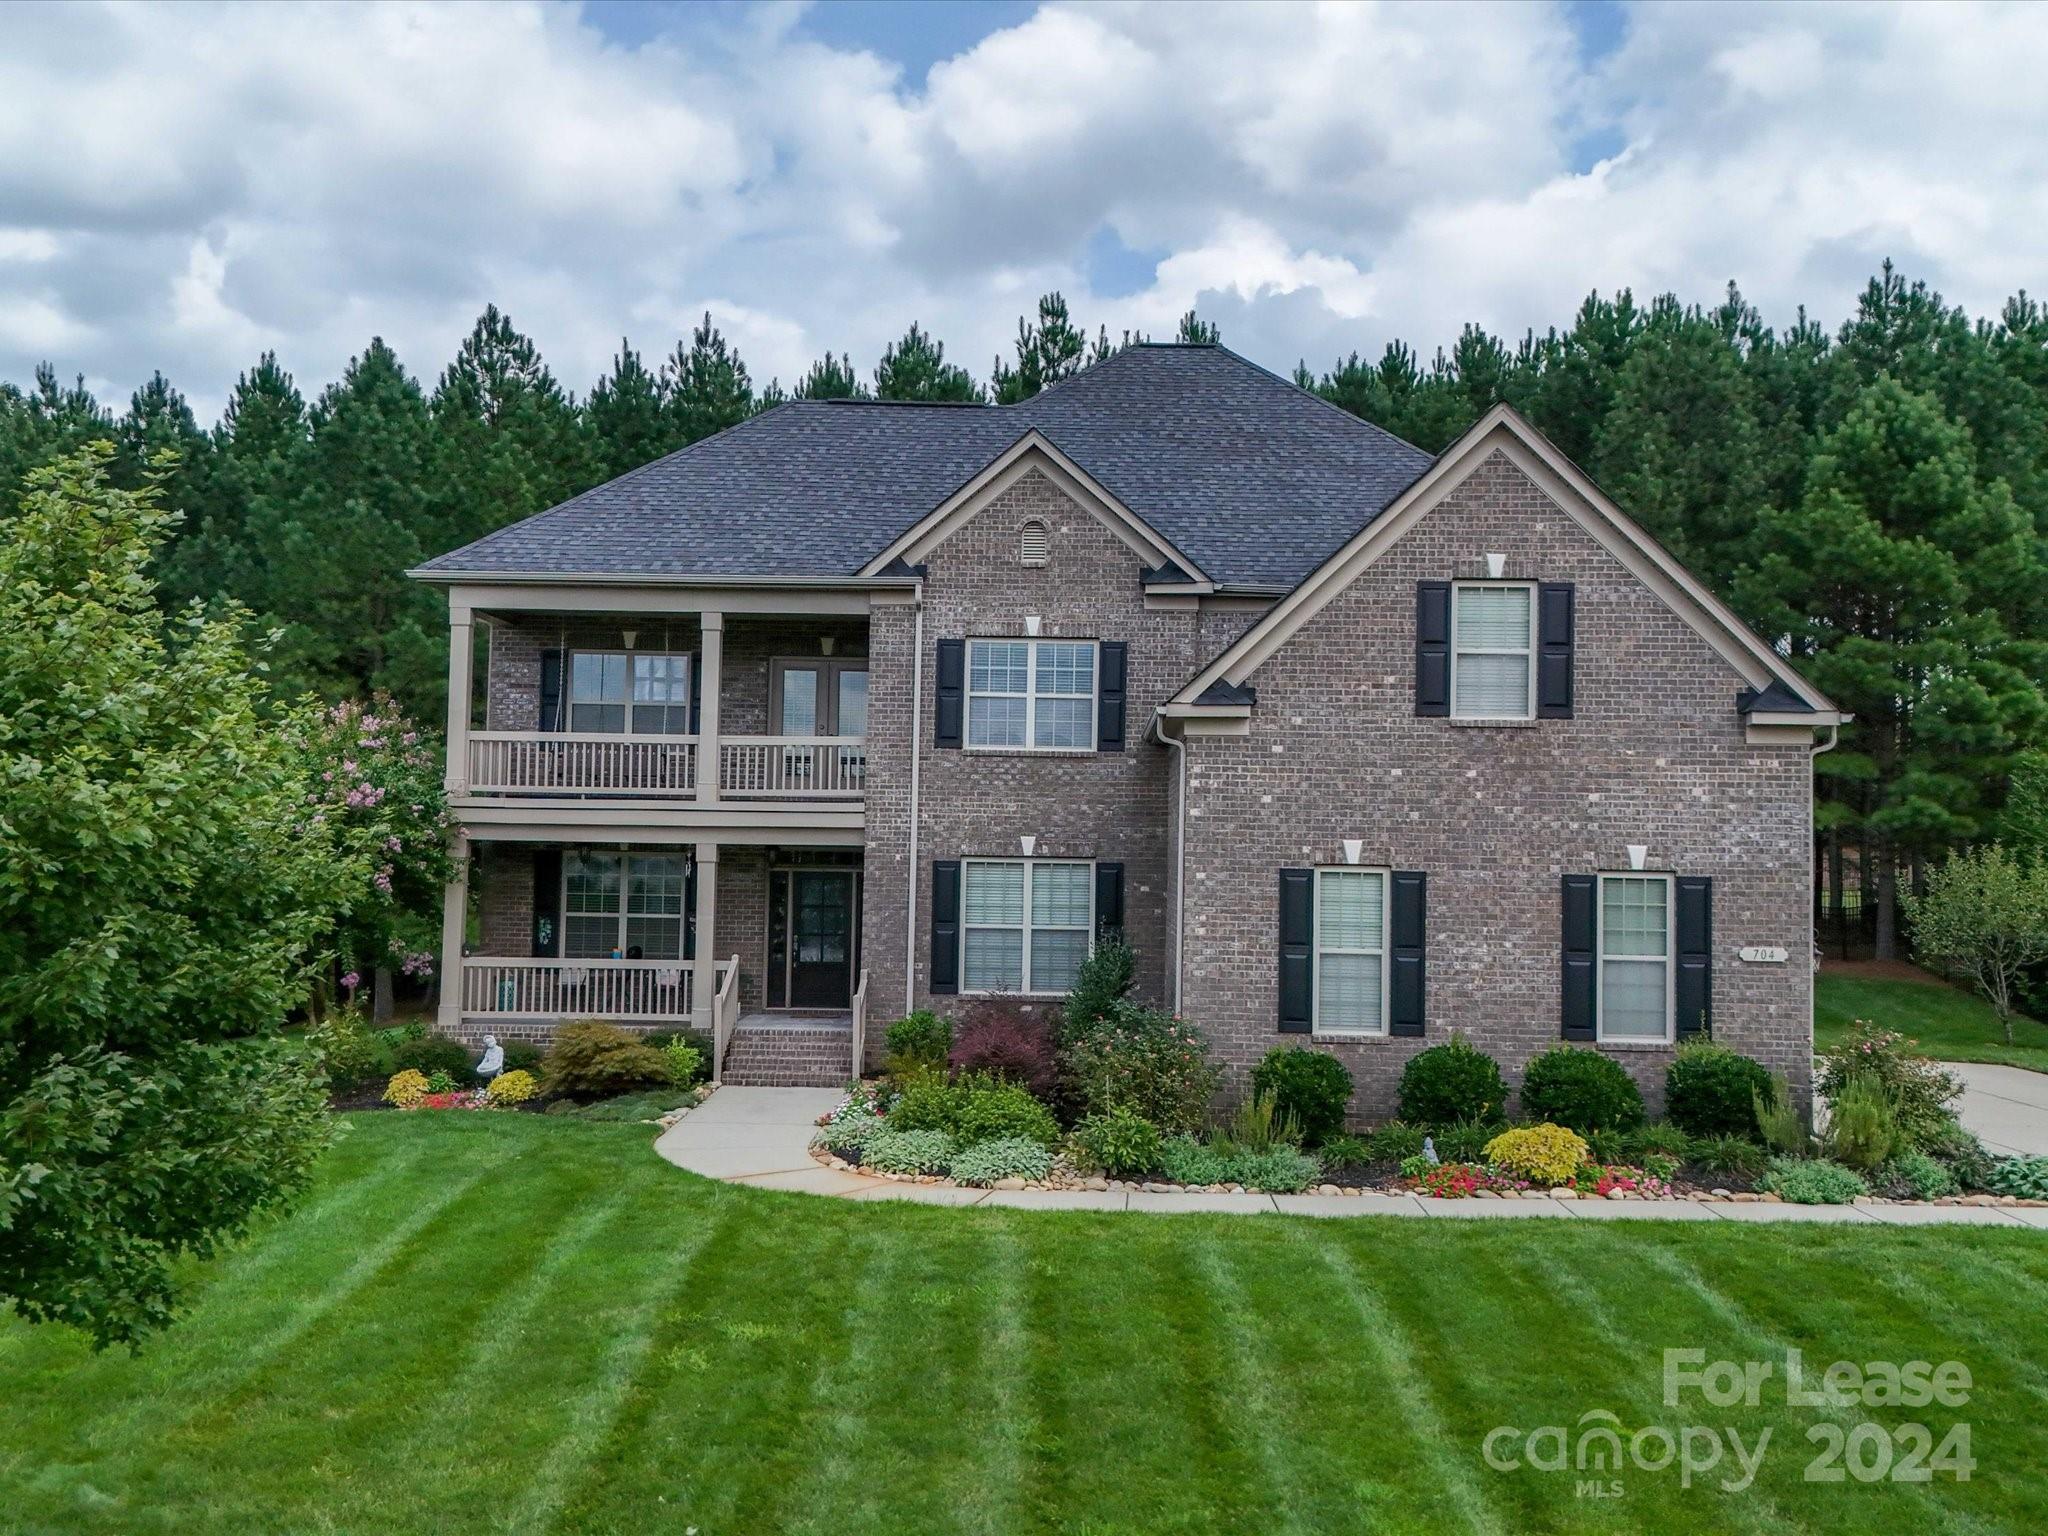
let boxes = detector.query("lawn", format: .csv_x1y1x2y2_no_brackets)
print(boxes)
4,1114,2047,1535
1817,967,2048,1071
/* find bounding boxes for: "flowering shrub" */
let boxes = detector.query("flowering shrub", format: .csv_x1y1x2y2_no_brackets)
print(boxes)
487,1069,538,1106
1060,1005,1221,1134
419,1090,486,1111
1483,1123,1589,1186
1410,1162,1490,1198
382,1069,429,1108
1577,1164,1674,1198
1816,1022,1961,1149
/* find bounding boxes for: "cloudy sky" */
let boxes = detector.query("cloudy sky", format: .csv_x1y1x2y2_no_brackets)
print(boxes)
3,0,2043,418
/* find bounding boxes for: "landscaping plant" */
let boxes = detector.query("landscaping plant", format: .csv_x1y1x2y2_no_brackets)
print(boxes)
1623,1122,1696,1162
1249,1047,1354,1145
861,1129,956,1176
948,1001,1058,1098
1663,1039,1773,1138
539,1021,672,1100
1923,1119,1997,1192
1752,1074,1809,1155
1882,1151,1959,1201
485,1069,538,1107
1431,1117,1497,1165
1410,1162,1490,1198
1905,844,2048,1045
1069,1106,1163,1178
307,1010,385,1094
1516,1045,1645,1133
1987,1155,2048,1200
1367,1121,1426,1162
1157,1138,1231,1187
884,1010,952,1071
1316,1135,1373,1171
1060,1006,1221,1133
1060,934,1135,1037
1815,1022,1960,1148
394,1034,474,1083
952,1077,1061,1148
1823,1072,1902,1171
947,1138,1054,1186
1482,1123,1589,1186
1395,1033,1506,1126
1758,1157,1868,1205
382,1069,429,1108
1693,1135,1768,1178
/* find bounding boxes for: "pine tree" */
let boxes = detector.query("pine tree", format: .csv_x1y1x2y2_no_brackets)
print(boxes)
793,352,869,400
992,293,1090,404
663,313,755,443
585,339,672,480
874,323,979,402
161,353,309,607
1175,310,1220,344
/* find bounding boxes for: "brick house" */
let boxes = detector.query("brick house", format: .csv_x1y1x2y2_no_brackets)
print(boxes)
412,344,1842,1115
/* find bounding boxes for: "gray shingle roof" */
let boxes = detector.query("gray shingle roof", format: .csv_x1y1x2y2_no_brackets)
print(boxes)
413,344,1433,589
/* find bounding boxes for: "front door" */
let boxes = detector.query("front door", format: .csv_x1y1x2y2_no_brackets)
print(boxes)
788,870,856,1009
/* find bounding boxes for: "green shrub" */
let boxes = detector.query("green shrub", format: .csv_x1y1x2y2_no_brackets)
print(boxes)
1816,1022,1961,1149
1061,936,1135,1038
1518,1046,1645,1134
544,1088,688,1122
1158,1137,1231,1186
1584,1128,1625,1164
1212,1090,1300,1156
1923,1119,1997,1192
1249,1048,1354,1145
1317,1135,1373,1171
948,1138,1054,1186
885,1010,952,1069
862,1128,955,1176
1398,1153,1434,1180
953,1078,1060,1148
814,1111,888,1156
1060,1006,1221,1134
1367,1122,1426,1162
1988,1155,2048,1200
1482,1123,1588,1186
1396,1034,1506,1127
392,1034,475,1082
1824,1072,1902,1171
1431,1117,1495,1164
539,1020,672,1100
503,1041,544,1076
1070,1107,1163,1178
1664,1039,1772,1139
1226,1146,1321,1193
887,1068,966,1134
1693,1135,1767,1178
1752,1075,1808,1155
306,1011,383,1092
1758,1157,1867,1205
1623,1122,1696,1162
659,1037,703,1087
1885,1151,1959,1201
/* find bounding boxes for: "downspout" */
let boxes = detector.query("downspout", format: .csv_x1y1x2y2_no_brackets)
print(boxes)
1152,711,1187,1017
903,581,925,1016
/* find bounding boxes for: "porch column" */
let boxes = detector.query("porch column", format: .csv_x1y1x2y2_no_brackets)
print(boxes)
696,610,722,803
435,832,470,1033
444,601,473,795
692,839,720,1037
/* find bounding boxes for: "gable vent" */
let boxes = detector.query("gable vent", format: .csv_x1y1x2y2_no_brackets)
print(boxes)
1020,519,1050,566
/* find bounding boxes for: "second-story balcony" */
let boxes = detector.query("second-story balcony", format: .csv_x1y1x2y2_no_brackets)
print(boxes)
464,732,866,799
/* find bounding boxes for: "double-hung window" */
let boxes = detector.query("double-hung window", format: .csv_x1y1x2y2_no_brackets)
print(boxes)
1314,868,1388,1035
967,639,1097,750
569,652,691,734
1450,583,1535,719
1597,873,1672,1041
960,859,1094,993
563,851,687,959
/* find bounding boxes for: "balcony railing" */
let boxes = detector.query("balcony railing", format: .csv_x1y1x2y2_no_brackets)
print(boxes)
718,737,867,799
467,732,697,796
459,956,734,1023
462,732,864,802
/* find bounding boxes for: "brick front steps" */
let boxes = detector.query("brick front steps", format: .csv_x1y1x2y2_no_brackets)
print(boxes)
720,1017,854,1088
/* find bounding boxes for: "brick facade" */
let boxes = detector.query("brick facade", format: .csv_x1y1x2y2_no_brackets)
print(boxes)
1179,449,1813,1122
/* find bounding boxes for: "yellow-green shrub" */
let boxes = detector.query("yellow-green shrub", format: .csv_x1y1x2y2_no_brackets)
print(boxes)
1483,1123,1588,1186
382,1068,429,1109
486,1069,538,1106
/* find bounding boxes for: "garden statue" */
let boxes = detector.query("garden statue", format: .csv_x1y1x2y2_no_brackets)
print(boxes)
1422,1136,1439,1166
475,1034,505,1080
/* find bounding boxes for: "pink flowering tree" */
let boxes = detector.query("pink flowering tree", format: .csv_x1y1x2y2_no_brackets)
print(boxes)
282,693,453,1008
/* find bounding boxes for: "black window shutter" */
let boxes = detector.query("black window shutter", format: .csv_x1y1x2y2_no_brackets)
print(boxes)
1389,870,1426,1036
1278,868,1314,1033
935,640,965,749
1097,641,1128,751
1538,583,1575,718
1094,862,1125,940
930,860,961,994
1415,582,1451,716
533,849,562,958
1675,876,1713,1038
1561,874,1597,1039
689,652,702,735
538,648,565,733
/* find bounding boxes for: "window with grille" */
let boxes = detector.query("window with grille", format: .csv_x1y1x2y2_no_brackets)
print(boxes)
1598,873,1672,1041
1314,868,1389,1035
961,858,1094,993
1450,583,1535,719
966,638,1097,750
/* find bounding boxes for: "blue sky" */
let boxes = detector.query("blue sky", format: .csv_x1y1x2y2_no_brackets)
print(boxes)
1,1,2041,418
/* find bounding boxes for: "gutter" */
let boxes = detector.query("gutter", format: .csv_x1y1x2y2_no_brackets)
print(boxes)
904,578,926,1016
1150,710,1188,1016
405,568,920,590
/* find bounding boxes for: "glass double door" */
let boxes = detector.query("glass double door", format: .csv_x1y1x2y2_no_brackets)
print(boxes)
778,661,867,738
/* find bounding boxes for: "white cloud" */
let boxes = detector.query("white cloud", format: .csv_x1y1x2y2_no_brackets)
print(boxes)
0,0,2044,421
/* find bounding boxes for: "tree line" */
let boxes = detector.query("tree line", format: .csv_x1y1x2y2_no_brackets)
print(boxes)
2,265,2044,955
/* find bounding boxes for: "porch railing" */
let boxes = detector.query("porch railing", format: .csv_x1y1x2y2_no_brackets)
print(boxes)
850,967,870,1084
466,732,698,796
712,954,741,1085
718,737,866,799
458,956,732,1023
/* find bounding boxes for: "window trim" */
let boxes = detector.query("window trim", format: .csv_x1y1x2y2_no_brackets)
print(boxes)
1312,866,1392,1038
964,637,1100,753
560,849,689,960
958,856,1096,996
565,648,694,736
1595,871,1676,1045
1449,581,1538,721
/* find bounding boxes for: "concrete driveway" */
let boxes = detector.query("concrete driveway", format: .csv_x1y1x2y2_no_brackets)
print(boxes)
1948,1063,2048,1158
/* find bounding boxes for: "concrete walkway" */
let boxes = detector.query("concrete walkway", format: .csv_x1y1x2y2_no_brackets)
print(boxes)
1948,1062,2048,1157
654,1087,2048,1227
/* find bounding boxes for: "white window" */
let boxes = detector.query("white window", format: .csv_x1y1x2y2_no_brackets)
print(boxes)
569,652,691,735
563,851,687,959
1314,868,1388,1035
1598,874,1673,1042
961,859,1094,993
1450,583,1535,719
967,639,1097,750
